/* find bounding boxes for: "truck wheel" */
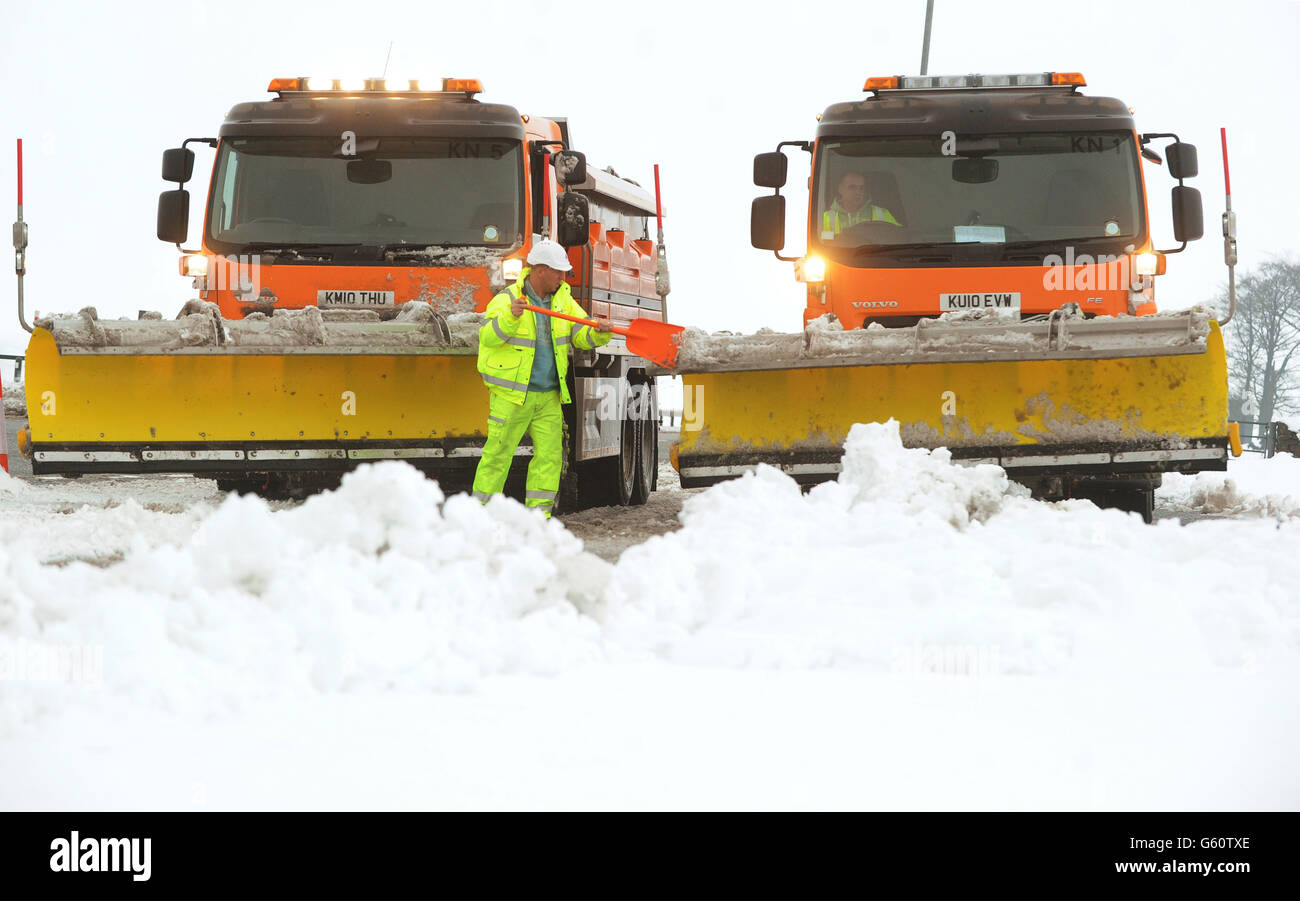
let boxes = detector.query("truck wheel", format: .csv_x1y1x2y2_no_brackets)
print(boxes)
651,431,659,492
632,415,656,504
575,416,638,509
611,416,638,505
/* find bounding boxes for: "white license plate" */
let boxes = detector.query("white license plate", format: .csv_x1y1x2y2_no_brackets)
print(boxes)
940,292,1021,314
317,290,395,308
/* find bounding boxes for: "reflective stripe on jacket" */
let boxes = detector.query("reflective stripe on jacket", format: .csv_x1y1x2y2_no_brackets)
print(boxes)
478,267,612,405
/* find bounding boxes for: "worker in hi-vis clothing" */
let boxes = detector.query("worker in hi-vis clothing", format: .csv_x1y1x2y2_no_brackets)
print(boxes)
821,171,901,237
472,240,612,516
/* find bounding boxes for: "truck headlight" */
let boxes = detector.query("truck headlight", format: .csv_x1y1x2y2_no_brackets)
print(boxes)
180,254,209,278
1134,252,1158,277
799,255,826,283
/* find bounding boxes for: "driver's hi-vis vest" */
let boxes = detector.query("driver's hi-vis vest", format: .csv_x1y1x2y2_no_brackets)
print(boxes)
477,268,612,405
821,202,901,237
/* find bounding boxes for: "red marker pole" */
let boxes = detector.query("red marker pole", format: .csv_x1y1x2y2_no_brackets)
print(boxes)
653,163,663,233
1219,127,1237,326
1220,127,1231,198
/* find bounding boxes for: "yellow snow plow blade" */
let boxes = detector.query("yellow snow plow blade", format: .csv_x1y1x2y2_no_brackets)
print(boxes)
22,308,499,488
25,327,485,444
674,313,1228,487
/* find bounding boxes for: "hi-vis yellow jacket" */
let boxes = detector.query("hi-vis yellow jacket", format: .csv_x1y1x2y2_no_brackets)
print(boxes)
822,201,901,236
478,268,612,405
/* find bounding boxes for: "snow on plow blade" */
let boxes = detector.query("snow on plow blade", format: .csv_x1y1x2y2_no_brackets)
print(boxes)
672,310,1229,488
22,306,499,483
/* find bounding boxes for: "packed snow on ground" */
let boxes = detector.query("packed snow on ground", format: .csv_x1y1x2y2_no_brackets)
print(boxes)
1,423,1297,810
1159,452,1300,519
1,375,22,418
0,470,224,566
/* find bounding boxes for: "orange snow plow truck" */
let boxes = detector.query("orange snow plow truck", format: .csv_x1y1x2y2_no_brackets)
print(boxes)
673,72,1236,521
18,78,666,506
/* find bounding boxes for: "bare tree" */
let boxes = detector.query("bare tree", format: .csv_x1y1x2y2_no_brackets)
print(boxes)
1221,259,1300,423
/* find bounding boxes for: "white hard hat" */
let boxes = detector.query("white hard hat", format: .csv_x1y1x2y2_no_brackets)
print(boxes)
526,239,573,272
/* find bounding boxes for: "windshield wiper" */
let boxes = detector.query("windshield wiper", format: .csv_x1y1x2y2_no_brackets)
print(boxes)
381,246,446,259
850,241,975,257
998,236,1112,250
849,237,1129,262
240,242,394,262
998,237,1131,261
381,245,504,261
236,243,349,260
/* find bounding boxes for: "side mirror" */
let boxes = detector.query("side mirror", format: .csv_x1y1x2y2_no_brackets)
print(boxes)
157,190,190,243
753,152,788,189
751,195,786,251
1166,142,1198,180
556,193,590,247
162,147,195,183
1171,185,1203,242
552,151,587,186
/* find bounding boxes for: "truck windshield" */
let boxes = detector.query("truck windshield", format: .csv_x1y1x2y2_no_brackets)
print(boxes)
813,131,1143,258
206,137,523,253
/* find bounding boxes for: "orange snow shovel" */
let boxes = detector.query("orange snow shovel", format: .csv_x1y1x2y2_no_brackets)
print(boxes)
522,305,685,370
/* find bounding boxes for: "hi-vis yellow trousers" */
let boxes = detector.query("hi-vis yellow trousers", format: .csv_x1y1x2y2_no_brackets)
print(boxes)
471,389,563,516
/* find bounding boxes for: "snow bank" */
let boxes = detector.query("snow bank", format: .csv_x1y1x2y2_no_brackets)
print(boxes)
1,375,22,418
606,422,1300,679
0,469,31,497
1159,453,1300,519
0,463,611,734
0,474,223,564
3,424,1298,744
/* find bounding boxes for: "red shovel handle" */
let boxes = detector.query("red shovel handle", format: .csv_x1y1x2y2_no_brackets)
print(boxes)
522,304,624,336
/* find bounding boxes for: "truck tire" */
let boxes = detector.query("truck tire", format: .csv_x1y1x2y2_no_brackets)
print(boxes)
631,415,655,505
609,416,638,506
571,416,637,509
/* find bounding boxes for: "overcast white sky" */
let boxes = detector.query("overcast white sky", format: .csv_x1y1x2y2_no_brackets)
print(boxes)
2,0,1297,358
